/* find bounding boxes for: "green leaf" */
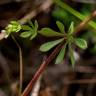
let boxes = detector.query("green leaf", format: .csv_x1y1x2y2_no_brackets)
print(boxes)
70,48,75,67
68,22,74,35
68,43,75,67
68,36,74,43
30,31,37,40
20,31,31,38
55,43,67,64
5,21,21,34
28,21,34,28
75,38,87,49
34,20,38,33
56,21,65,33
34,20,38,29
29,21,38,40
22,25,32,31
38,28,64,37
40,38,64,52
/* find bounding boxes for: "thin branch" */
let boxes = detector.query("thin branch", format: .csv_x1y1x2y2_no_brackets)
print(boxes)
75,10,96,35
11,35,23,96
21,43,63,96
64,78,96,84
19,0,53,24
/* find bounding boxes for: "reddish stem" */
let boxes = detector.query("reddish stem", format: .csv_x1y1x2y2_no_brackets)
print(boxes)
21,10,96,96
22,43,63,96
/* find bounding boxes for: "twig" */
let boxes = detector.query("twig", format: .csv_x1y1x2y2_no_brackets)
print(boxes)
11,35,23,96
75,10,96,34
19,0,53,24
65,78,96,84
21,43,63,96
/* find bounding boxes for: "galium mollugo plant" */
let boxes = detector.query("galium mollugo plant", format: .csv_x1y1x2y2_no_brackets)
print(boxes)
39,21,87,66
2,20,87,67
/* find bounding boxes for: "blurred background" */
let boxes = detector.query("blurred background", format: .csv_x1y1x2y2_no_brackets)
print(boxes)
0,0,96,96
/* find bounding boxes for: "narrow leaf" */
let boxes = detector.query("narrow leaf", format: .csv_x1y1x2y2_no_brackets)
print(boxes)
55,43,67,64
34,20,38,29
68,22,74,35
29,21,38,40
56,21,65,33
22,25,32,31
38,28,64,37
20,31,31,38
75,38,87,49
30,31,37,40
28,21,34,28
68,43,75,67
40,38,64,52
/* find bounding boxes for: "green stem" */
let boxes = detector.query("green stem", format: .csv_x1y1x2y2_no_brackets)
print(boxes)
11,35,23,96
53,0,96,29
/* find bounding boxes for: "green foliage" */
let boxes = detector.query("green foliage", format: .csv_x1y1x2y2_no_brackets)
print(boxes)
21,25,32,31
20,20,38,40
68,43,75,67
52,6,68,20
40,21,87,66
67,22,75,66
38,28,64,37
3,19,87,67
54,0,96,30
6,21,21,33
68,22,74,35
20,31,32,38
56,21,65,33
5,21,21,37
75,38,87,49
55,43,67,64
39,38,64,52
